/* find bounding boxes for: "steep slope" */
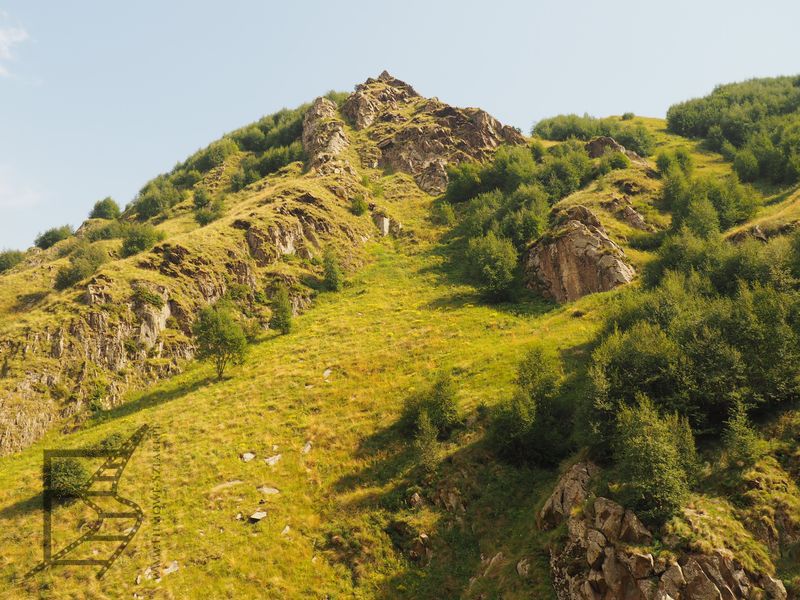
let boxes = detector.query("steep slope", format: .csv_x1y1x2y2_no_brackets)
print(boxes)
0,72,521,456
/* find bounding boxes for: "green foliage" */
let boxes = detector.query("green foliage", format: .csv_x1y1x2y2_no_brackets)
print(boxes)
723,401,763,468
656,148,694,176
35,225,73,250
46,458,88,500
131,177,182,220
490,346,570,465
89,197,121,220
401,372,460,440
192,305,248,380
596,150,630,175
533,114,655,155
193,188,211,209
465,231,518,300
54,242,108,290
667,75,800,184
187,138,239,173
413,409,439,475
195,199,225,226
120,223,165,257
430,201,456,226
613,395,689,526
0,249,23,274
323,248,343,292
269,285,293,335
621,112,635,120
132,287,165,309
350,195,368,216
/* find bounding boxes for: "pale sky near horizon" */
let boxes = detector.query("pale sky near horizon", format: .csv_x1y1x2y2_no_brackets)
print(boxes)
2,0,799,250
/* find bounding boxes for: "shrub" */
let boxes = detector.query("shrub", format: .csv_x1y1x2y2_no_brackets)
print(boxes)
54,242,108,290
465,231,518,300
120,224,164,257
350,195,368,216
413,410,439,475
193,188,211,209
533,114,655,156
89,197,121,220
723,401,763,467
323,248,343,292
192,305,248,380
132,287,165,309
35,225,73,250
621,112,635,120
0,249,23,274
490,346,569,465
614,395,689,526
47,458,88,500
269,285,293,334
195,199,225,226
401,372,460,439
431,201,456,226
131,178,182,220
734,149,760,182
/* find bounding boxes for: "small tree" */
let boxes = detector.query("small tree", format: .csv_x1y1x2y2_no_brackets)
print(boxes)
192,305,248,380
350,195,368,216
323,247,343,292
121,223,164,257
47,458,88,501
401,371,460,439
413,409,439,475
89,197,121,220
723,401,762,467
269,285,293,334
195,199,225,226
35,225,74,250
0,249,23,274
193,189,211,209
54,242,108,290
614,394,688,526
465,231,518,300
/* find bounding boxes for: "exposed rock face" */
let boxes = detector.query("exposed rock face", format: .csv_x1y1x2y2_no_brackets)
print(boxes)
541,462,787,600
525,205,635,302
585,136,648,166
301,96,352,175
601,197,653,232
342,71,525,194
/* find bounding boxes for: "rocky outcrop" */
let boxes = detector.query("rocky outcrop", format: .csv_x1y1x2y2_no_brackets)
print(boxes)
301,97,352,175
601,197,653,232
585,136,648,166
525,206,635,302
342,71,525,194
541,462,788,600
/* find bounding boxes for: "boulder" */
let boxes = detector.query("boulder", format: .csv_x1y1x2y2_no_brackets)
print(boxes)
525,206,635,302
594,498,625,542
585,136,648,166
538,461,599,529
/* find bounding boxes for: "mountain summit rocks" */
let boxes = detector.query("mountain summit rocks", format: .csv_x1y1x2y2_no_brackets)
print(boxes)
342,71,525,193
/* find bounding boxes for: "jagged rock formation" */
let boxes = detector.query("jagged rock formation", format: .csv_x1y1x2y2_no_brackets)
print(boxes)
601,196,654,231
342,70,525,193
542,462,788,600
585,136,648,167
301,97,353,175
525,205,635,302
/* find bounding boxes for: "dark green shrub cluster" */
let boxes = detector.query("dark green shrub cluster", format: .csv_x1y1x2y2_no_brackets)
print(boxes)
533,114,655,156
54,242,108,290
350,195,368,216
35,225,73,250
195,199,225,226
46,458,88,500
269,284,293,334
230,141,305,191
667,75,800,184
400,372,460,440
464,231,518,299
89,197,121,220
0,249,23,274
323,248,343,292
120,223,165,257
129,177,183,220
490,346,571,465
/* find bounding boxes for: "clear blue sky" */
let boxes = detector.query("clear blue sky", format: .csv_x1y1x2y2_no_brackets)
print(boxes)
2,0,799,250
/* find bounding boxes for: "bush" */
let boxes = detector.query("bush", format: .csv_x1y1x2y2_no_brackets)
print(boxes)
269,285,293,334
490,346,569,465
723,401,763,467
195,199,225,226
0,249,23,274
35,225,73,250
54,242,108,290
89,197,121,220
350,195,368,216
465,231,518,300
430,201,456,226
192,305,248,380
120,223,164,257
47,458,88,500
613,395,689,526
401,372,460,439
413,409,439,475
193,188,211,209
533,114,655,156
621,112,635,120
734,149,760,182
323,248,343,292
131,178,182,220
